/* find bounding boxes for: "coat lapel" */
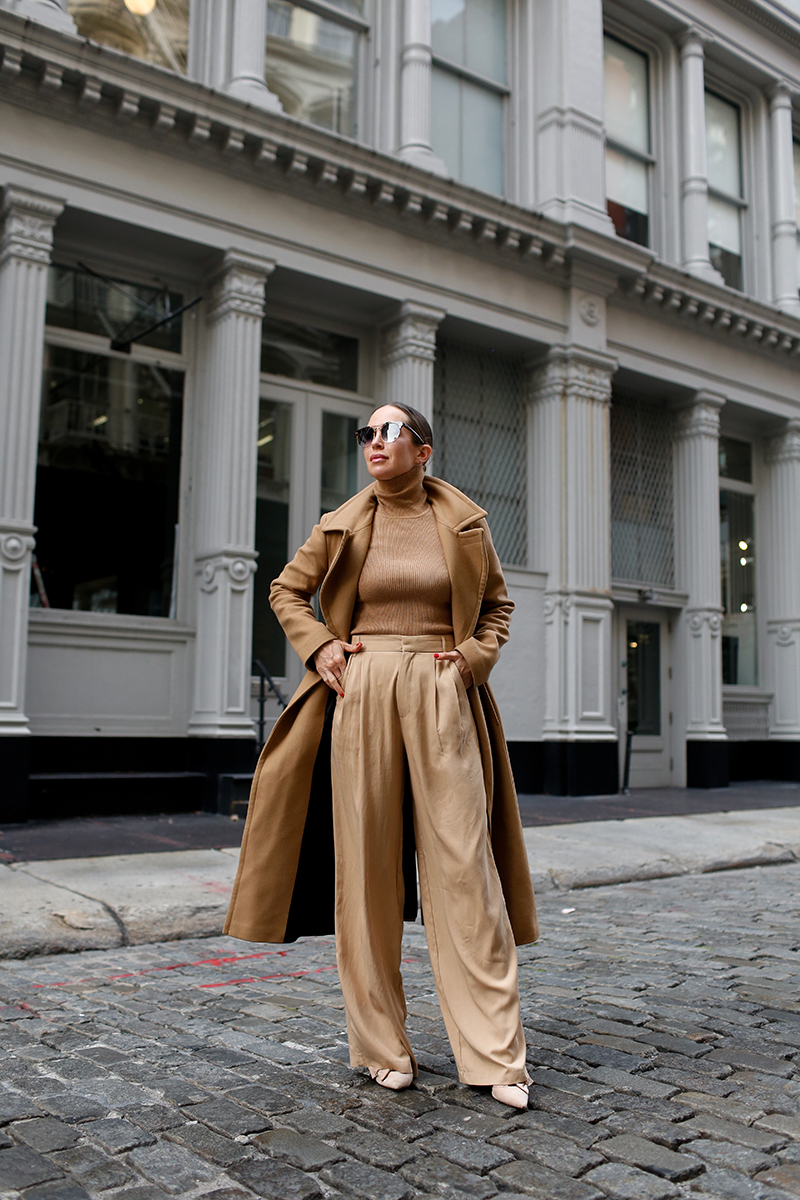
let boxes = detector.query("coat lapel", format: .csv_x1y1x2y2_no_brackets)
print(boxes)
438,525,488,645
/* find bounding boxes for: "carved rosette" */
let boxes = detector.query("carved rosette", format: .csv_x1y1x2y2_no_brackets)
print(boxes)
206,250,275,325
0,187,64,270
687,608,723,637
0,530,35,568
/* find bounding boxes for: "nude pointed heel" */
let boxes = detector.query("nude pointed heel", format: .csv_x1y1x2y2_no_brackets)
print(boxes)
370,1068,413,1091
492,1082,529,1109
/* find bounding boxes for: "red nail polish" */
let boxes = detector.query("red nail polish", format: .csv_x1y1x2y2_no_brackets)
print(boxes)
340,692,345,698
434,654,439,659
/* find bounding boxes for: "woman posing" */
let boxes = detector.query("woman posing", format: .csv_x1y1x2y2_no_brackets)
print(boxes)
224,403,538,1109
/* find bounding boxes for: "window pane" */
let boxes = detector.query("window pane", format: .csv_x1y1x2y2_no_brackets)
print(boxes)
719,436,752,483
46,265,183,354
705,92,741,197
432,0,506,84
708,194,741,256
266,1,358,137
610,393,674,588
604,36,649,154
606,146,649,214
462,80,504,195
253,401,292,677
431,66,461,180
720,489,757,686
321,411,358,516
33,346,183,617
627,621,660,735
261,318,358,390
66,0,188,73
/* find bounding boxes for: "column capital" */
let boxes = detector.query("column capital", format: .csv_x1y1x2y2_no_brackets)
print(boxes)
528,345,617,404
1,186,64,269
676,26,713,54
671,391,725,439
380,300,445,368
766,80,795,108
766,418,800,465
207,249,275,324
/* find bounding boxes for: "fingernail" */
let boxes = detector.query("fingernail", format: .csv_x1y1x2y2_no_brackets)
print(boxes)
434,654,439,659
340,692,345,698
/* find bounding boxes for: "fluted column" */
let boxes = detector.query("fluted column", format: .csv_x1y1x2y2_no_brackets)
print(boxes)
678,30,722,284
396,0,447,174
189,251,275,742
0,187,63,818
188,0,281,111
768,84,800,315
529,346,618,794
672,393,727,785
763,421,800,741
379,301,444,426
4,0,76,33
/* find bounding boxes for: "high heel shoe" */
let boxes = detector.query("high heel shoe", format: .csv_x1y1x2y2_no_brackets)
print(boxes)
370,1068,413,1091
491,1082,529,1109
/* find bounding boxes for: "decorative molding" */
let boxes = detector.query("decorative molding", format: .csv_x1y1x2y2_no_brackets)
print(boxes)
380,300,444,370
672,393,725,441
687,608,724,637
0,185,64,268
197,553,257,593
0,531,33,564
766,418,800,464
529,345,617,407
206,250,275,324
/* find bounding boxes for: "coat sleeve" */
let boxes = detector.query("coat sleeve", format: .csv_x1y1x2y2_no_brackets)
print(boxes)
269,520,338,670
455,520,514,689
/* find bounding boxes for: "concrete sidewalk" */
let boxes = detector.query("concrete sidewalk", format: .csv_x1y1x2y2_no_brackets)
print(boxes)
1,806,798,960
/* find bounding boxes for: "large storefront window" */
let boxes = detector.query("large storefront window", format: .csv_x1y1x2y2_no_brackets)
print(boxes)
261,318,358,390
66,0,189,73
719,437,756,686
253,400,292,677
706,91,744,290
265,0,365,137
610,391,674,587
431,0,508,196
433,339,526,566
604,36,651,247
33,347,183,617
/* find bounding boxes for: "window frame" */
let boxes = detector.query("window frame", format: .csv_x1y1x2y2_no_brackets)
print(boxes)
718,436,758,689
603,31,655,249
703,80,751,293
429,0,512,198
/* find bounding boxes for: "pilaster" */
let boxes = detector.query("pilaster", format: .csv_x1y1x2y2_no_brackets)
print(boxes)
534,0,614,235
528,346,617,755
678,30,723,284
188,0,281,112
189,250,275,740
0,186,63,740
763,420,800,738
672,393,727,778
767,84,800,316
379,300,444,425
396,0,447,174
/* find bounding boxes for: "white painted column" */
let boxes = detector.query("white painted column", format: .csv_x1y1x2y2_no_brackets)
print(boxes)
672,393,727,783
0,187,63,743
396,0,447,174
678,30,722,284
2,0,76,33
533,0,614,235
379,300,444,426
529,347,618,790
188,0,282,112
763,420,800,740
188,250,275,741
768,84,800,316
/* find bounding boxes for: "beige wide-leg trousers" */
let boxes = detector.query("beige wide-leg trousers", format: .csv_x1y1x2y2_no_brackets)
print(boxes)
330,634,527,1086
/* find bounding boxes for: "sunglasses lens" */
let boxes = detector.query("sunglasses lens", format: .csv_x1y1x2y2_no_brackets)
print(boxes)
383,422,402,442
355,427,374,447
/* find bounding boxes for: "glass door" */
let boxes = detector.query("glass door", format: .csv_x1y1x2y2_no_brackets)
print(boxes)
617,606,672,788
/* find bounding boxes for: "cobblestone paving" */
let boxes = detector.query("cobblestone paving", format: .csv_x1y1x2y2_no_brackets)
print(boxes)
0,862,798,1200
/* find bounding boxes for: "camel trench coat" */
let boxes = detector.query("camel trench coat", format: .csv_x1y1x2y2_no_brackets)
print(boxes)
223,475,539,947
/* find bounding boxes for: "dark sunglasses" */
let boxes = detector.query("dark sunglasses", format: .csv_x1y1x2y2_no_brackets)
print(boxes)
355,421,425,448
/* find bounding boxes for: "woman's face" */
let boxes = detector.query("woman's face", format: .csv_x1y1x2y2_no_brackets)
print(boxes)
362,405,432,481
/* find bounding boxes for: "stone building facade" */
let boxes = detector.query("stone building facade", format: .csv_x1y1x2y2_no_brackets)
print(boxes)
1,0,799,819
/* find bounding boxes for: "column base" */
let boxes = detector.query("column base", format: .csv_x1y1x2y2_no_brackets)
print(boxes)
225,77,283,112
686,740,729,789
0,738,29,822
543,741,619,797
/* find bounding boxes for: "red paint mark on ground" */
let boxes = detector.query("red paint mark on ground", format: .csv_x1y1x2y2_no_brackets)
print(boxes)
28,946,325,989
198,965,340,987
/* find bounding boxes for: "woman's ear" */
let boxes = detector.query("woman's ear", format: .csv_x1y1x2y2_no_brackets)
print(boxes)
417,444,433,466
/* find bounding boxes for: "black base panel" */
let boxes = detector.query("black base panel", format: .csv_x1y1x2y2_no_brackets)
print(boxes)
507,742,544,796
729,740,800,783
542,741,619,797
0,739,30,823
686,740,730,789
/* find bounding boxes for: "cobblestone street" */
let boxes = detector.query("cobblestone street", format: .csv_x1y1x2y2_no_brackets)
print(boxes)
0,862,798,1200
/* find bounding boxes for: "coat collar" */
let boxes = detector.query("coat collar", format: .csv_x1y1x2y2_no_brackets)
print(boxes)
322,475,487,534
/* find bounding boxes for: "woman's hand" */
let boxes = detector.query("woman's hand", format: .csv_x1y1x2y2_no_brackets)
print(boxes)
314,640,362,695
435,649,473,689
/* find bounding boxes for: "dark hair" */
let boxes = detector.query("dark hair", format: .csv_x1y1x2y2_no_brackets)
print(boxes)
391,403,433,450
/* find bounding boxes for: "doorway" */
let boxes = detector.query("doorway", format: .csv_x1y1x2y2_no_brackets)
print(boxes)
617,606,673,788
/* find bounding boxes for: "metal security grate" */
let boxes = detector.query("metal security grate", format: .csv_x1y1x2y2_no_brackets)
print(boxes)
433,340,527,566
611,391,674,587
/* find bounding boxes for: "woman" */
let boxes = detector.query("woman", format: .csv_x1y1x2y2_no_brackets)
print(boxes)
224,403,538,1109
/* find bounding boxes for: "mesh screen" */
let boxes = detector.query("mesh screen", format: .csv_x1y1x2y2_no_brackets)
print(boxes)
433,340,527,566
611,391,674,587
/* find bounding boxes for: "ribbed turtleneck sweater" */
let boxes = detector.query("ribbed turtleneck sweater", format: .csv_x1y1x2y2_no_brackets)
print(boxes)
351,465,453,636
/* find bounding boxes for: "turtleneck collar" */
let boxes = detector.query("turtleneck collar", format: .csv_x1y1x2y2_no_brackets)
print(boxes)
373,464,429,516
